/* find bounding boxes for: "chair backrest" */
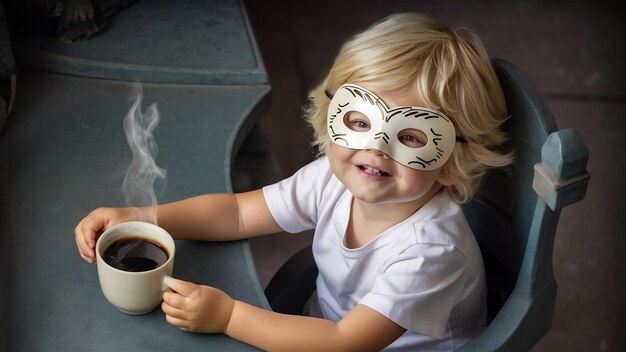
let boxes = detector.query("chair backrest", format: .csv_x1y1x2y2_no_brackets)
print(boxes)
459,59,590,351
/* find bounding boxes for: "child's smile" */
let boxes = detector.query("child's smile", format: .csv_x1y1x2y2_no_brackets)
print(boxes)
357,163,393,178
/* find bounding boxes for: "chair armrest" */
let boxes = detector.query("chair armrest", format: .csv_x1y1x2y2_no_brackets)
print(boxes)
532,129,590,211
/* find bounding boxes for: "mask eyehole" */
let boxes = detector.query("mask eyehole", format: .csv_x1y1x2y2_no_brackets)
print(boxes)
398,129,427,148
344,111,371,132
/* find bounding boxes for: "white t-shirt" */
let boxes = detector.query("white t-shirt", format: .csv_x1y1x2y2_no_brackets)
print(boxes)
263,157,487,351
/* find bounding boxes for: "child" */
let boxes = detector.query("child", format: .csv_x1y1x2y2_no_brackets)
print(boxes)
75,13,512,351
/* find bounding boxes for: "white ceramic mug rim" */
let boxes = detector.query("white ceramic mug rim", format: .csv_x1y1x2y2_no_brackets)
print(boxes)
96,221,175,275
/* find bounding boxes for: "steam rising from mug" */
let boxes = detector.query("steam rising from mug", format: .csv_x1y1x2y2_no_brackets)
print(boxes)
122,85,167,224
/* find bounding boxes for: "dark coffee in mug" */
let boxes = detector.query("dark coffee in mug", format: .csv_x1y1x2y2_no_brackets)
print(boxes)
103,237,169,272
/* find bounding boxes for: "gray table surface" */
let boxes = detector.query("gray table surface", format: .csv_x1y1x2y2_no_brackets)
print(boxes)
11,0,267,85
1,0,271,350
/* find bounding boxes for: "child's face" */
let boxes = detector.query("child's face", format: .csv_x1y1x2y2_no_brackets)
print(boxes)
327,88,447,206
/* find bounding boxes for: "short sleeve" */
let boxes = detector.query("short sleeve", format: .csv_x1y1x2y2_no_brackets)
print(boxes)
262,157,333,233
359,244,467,339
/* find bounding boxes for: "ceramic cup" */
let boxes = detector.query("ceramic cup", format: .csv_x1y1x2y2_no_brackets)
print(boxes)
96,221,175,315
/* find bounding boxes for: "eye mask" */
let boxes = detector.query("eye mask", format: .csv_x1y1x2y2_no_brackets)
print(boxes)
326,84,458,171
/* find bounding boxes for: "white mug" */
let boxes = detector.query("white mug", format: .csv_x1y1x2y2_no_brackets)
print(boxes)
96,221,175,315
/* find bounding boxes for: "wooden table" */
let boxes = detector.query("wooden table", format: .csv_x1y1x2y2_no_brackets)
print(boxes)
0,1,270,350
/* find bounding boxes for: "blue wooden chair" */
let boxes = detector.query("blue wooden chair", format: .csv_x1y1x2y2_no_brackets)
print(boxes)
264,59,591,351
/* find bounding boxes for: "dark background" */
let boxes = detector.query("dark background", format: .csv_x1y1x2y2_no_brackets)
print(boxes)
240,1,626,351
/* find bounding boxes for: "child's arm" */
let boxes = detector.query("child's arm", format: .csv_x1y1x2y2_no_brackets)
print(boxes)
155,190,281,241
163,278,407,351
228,299,407,351
75,189,281,263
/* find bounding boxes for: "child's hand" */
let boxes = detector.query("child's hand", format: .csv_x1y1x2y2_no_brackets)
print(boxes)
74,207,139,264
162,277,235,333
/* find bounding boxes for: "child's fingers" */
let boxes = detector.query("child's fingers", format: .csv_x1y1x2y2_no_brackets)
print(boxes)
162,290,187,309
161,299,186,319
74,211,110,263
74,232,89,257
164,312,189,331
78,251,94,264
75,207,138,264
164,277,198,298
80,214,107,248
74,221,96,263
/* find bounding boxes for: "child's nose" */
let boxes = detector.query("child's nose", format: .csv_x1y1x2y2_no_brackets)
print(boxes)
365,147,391,159
364,136,391,159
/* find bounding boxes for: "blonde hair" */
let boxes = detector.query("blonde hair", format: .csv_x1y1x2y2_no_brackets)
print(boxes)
304,13,513,204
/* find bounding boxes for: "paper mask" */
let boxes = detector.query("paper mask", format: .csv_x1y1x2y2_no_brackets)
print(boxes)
327,84,457,171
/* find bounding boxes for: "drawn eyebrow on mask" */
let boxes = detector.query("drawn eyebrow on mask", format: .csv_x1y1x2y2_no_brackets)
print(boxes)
347,86,377,105
354,89,375,105
404,110,432,118
405,109,452,122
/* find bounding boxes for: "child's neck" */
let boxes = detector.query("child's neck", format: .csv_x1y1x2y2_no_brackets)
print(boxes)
345,186,441,249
